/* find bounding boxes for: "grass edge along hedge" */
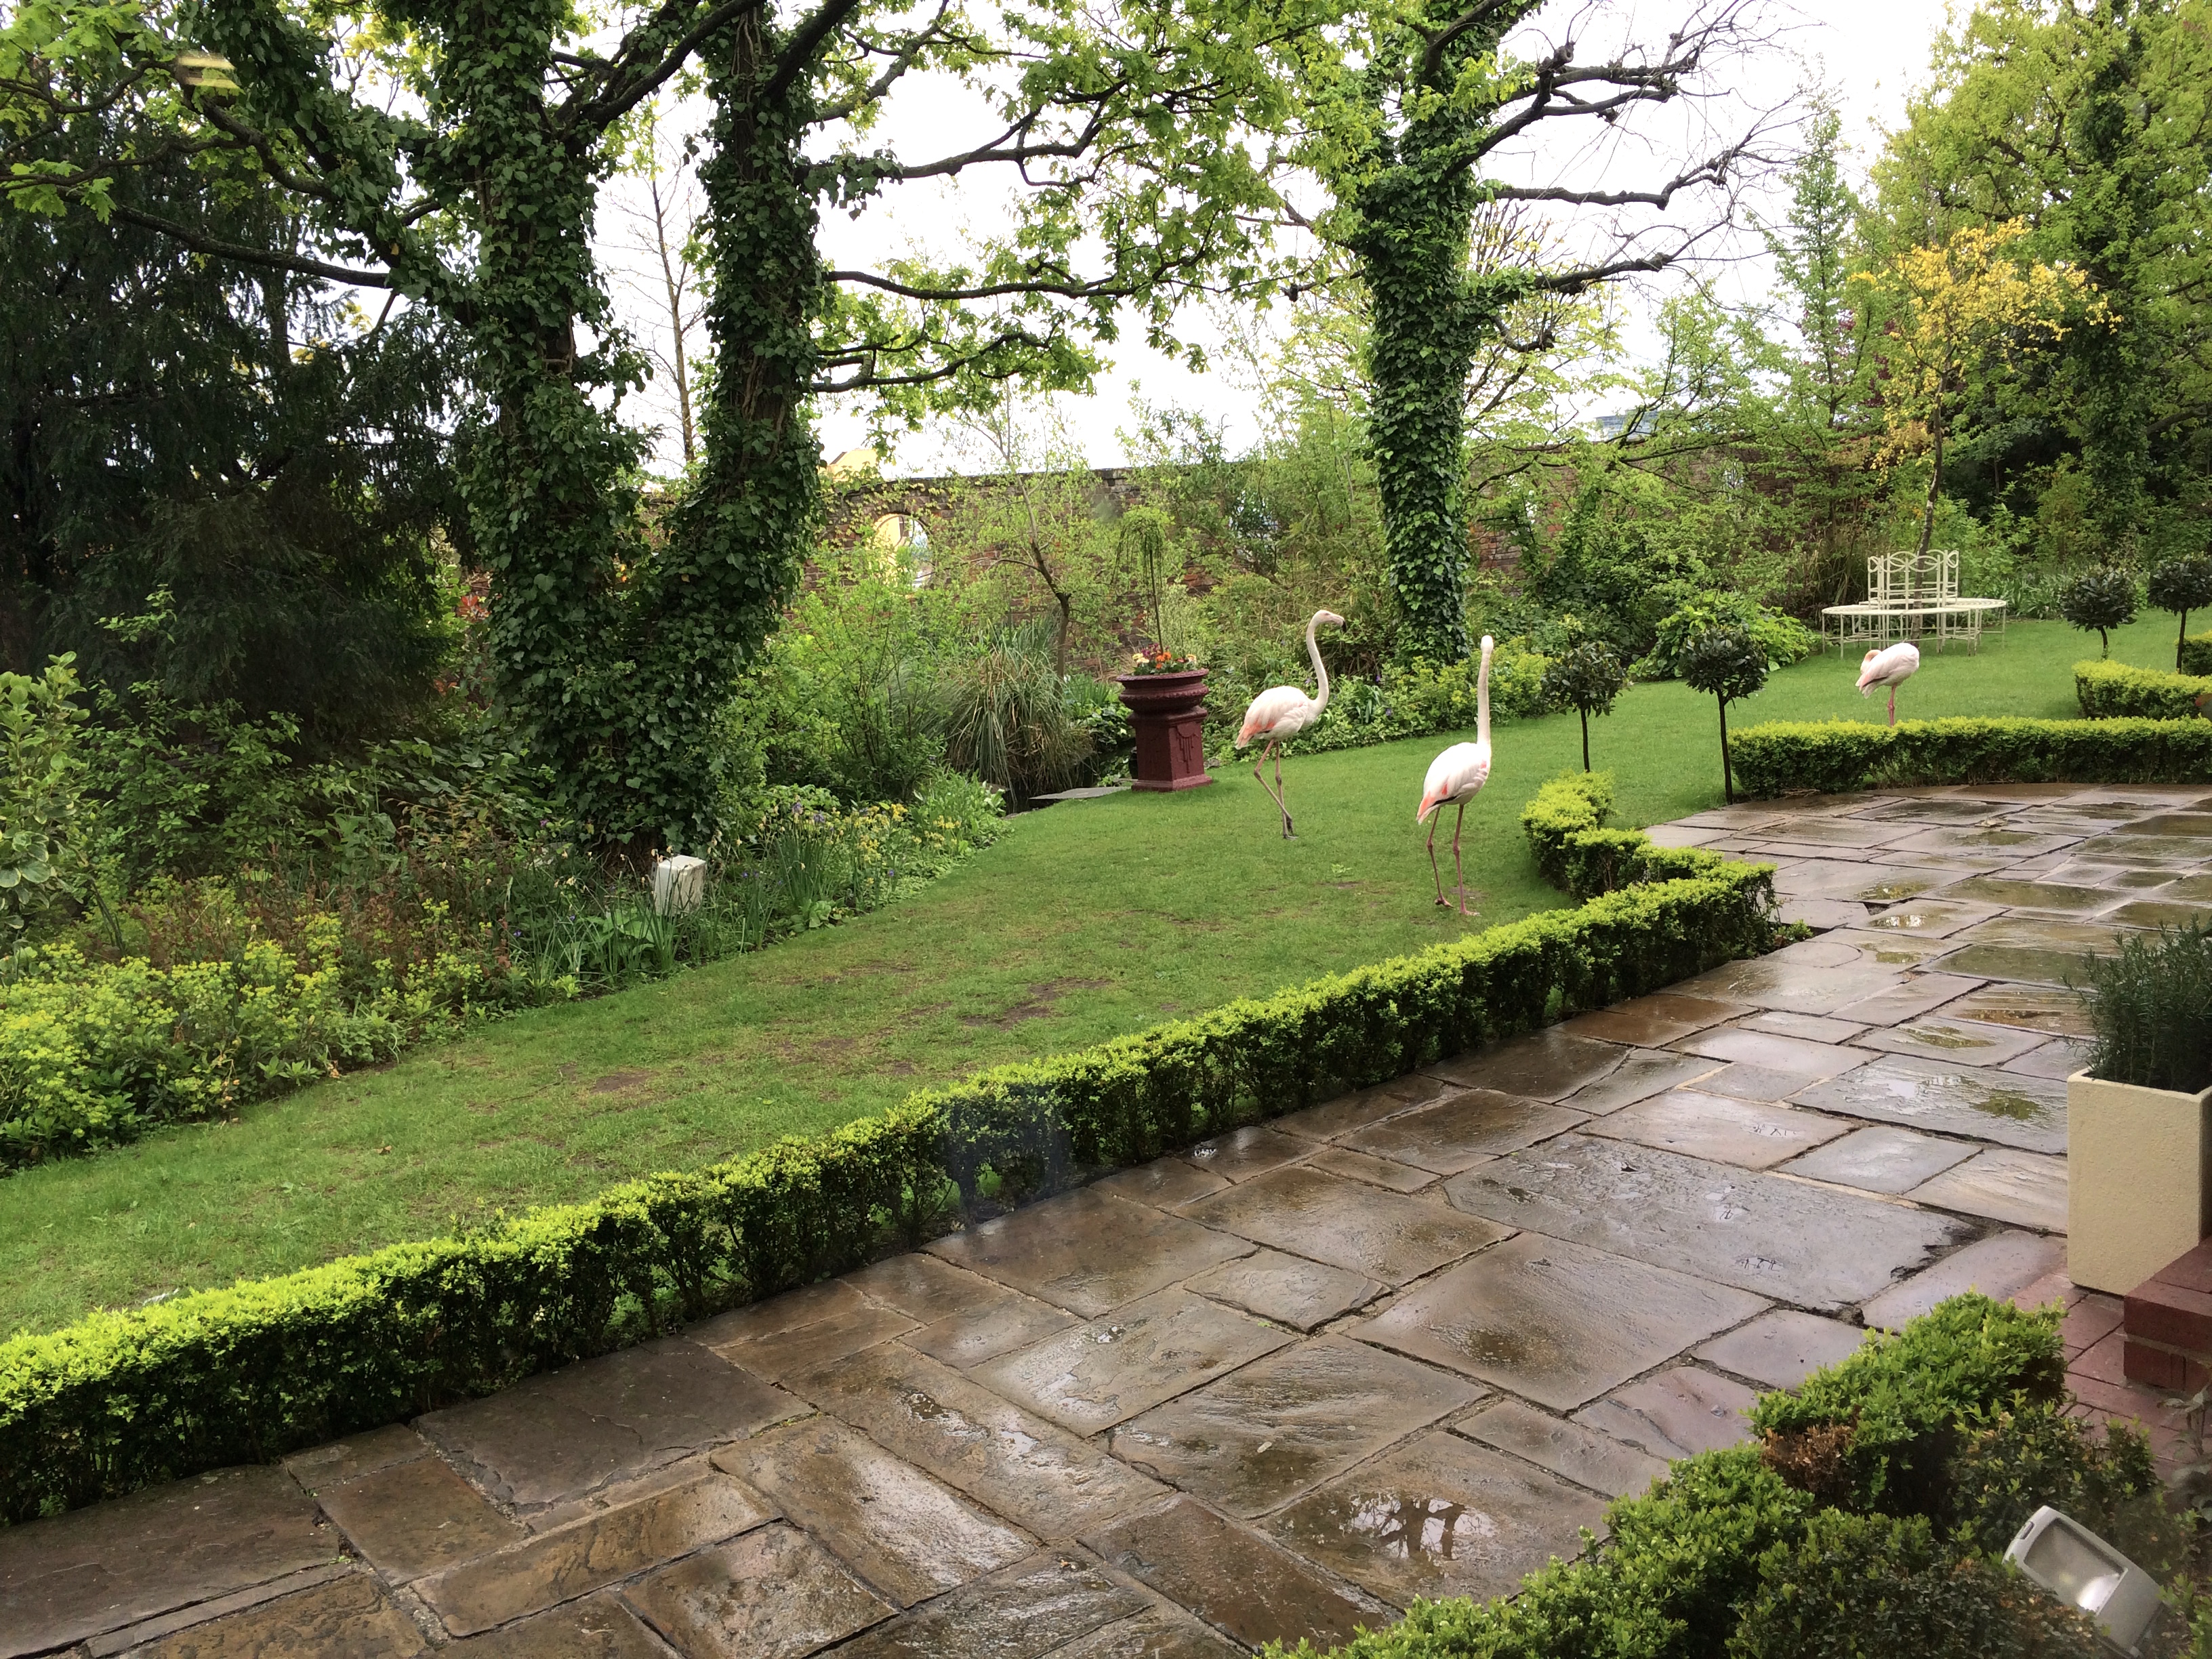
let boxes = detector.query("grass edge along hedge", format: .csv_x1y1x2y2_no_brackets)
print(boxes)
1270,1296,2137,1659
1729,714,2212,798
2074,657,2212,721
0,840,1778,1524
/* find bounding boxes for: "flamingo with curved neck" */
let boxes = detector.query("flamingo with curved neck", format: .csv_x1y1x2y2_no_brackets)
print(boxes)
1235,609,1345,838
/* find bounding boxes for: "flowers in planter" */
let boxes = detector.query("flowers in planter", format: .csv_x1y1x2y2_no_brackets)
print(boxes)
1126,647,1202,676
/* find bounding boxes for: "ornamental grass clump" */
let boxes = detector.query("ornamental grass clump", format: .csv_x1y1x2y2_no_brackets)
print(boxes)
2078,920,2212,1094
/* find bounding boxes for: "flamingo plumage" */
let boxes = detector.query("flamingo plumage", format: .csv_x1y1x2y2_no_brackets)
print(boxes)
1416,636,1495,916
1236,609,1344,838
1857,640,1921,726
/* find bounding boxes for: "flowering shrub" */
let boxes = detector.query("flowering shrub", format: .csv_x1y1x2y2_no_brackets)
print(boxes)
1125,647,1202,675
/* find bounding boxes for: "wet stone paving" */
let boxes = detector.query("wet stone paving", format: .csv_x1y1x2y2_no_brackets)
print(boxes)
7,781,2212,1658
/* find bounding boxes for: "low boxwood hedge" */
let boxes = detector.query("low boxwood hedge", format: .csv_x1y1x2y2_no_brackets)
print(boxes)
2184,630,2212,677
1273,1297,2175,1659
2075,658,2212,721
1519,772,1721,902
1729,716,2212,798
0,849,1778,1524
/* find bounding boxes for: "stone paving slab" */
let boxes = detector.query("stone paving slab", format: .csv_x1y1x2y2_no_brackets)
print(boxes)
1109,1337,1481,1518
1574,1367,1760,1461
1183,1166,1511,1286
926,1190,1252,1317
1454,1400,1668,1498
624,1522,894,1657
1444,1135,1966,1310
1339,1089,1587,1174
970,1290,1294,1435
787,1345,1168,1538
716,1420,1033,1607
1086,1499,1382,1654
1791,1056,2066,1154
1777,1124,1978,1195
21,783,2207,1659
1590,1090,1851,1170
1181,1249,1385,1330
417,1472,773,1636
417,1338,798,1513
1357,1233,1765,1408
0,1465,337,1659
825,1553,1147,1659
443,1596,668,1658
1267,1432,1610,1610
1693,1311,1868,1391
131,1572,426,1659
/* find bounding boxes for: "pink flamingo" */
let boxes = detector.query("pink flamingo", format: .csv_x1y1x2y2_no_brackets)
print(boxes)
1417,636,1495,915
1858,640,1921,726
1237,609,1343,838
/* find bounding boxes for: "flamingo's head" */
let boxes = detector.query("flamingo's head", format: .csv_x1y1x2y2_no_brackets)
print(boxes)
1315,609,1345,628
1479,635,1495,655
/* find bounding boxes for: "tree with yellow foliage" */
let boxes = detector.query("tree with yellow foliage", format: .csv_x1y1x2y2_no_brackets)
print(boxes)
1857,222,2097,555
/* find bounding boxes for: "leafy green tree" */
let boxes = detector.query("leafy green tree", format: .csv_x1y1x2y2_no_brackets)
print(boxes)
2060,567,2139,658
1680,626,1768,804
1873,0,2212,557
1542,642,1629,773
1296,3,1766,663
0,128,463,741
1,0,1321,851
2146,556,2212,670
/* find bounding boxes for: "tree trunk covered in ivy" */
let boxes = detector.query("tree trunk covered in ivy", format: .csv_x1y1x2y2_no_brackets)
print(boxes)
413,2,817,854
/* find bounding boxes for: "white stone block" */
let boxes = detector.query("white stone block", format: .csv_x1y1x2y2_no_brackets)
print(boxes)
652,854,708,916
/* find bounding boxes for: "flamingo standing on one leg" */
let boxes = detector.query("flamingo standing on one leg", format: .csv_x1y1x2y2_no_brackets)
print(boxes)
1236,609,1344,838
1417,636,1495,916
1858,640,1921,726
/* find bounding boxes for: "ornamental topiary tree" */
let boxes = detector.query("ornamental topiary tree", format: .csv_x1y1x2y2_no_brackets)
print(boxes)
2147,556,2212,670
1681,627,1769,804
1542,642,1629,773
2060,567,2139,658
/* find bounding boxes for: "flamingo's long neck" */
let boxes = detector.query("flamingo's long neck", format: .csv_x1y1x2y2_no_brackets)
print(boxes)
1475,641,1493,747
1307,615,1331,716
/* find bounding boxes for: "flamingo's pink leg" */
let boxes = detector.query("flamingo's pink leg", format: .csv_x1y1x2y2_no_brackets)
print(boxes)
1452,801,1471,916
1253,740,1293,836
1427,813,1448,905
1887,686,1898,727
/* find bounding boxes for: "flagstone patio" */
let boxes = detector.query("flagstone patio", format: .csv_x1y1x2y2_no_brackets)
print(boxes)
7,781,2212,1659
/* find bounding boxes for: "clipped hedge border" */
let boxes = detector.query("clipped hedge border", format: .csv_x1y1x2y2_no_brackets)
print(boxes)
1519,771,1725,903
1,853,1780,1524
2074,657,2212,721
1729,716,2212,798
2183,630,2212,678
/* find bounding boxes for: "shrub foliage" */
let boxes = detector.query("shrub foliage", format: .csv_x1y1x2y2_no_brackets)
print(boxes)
2081,920,2212,1094
1728,716,2212,797
2074,658,2212,721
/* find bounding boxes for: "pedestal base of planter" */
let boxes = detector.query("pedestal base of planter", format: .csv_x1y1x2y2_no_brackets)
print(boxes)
1115,671,1214,792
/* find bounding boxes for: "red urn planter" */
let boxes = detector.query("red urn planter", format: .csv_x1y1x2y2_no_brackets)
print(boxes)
1114,670,1215,791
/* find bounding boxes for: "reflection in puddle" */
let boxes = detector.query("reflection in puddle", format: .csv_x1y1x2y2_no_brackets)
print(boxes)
1345,1492,1502,1561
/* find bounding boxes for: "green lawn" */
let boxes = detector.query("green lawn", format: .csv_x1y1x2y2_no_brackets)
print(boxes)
0,615,2179,1336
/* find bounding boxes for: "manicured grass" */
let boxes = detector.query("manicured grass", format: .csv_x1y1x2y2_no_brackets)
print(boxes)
0,617,2173,1336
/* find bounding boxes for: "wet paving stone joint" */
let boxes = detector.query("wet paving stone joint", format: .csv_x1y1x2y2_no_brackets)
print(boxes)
5,783,2207,1658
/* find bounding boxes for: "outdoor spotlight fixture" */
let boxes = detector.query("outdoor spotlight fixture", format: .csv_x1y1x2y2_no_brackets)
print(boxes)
173,52,241,96
2005,1505,2162,1654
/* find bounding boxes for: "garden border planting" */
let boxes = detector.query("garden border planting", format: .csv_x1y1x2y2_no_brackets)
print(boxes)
1729,715,2212,798
1276,1297,2164,1659
0,847,1776,1523
2074,657,2212,721
2184,630,2212,678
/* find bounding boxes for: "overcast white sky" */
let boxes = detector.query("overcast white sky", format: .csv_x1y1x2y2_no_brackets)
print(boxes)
595,0,1953,478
